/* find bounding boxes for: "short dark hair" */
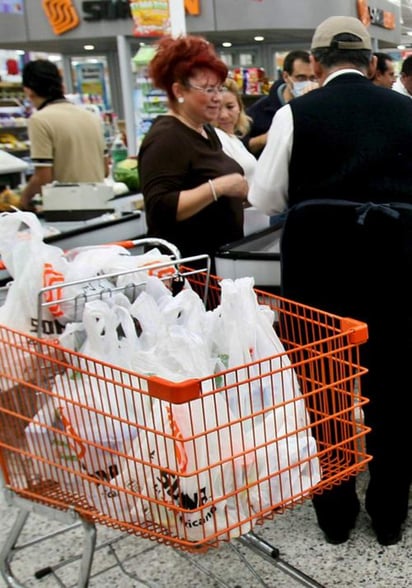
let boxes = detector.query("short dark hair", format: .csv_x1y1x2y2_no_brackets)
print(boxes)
22,60,64,99
283,50,311,75
401,55,412,76
374,52,393,75
312,33,372,69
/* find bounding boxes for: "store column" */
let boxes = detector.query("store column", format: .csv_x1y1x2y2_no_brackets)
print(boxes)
117,35,136,155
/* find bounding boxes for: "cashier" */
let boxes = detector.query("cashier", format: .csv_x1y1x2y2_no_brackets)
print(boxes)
20,60,109,211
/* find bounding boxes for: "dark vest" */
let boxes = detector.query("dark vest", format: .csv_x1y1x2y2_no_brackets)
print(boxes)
288,73,412,205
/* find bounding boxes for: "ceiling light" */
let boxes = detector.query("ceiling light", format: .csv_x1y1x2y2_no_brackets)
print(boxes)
84,44,95,51
398,44,406,49
407,31,412,36
222,42,232,48
254,36,265,42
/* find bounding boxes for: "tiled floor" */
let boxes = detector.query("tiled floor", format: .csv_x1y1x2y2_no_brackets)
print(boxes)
1,471,412,588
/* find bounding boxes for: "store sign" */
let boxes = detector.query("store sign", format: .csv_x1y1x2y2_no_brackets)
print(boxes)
42,0,80,35
185,0,200,15
357,0,395,30
82,0,131,21
129,1,170,37
82,0,199,22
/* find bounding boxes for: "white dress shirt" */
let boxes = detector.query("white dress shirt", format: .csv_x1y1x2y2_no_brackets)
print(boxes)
248,69,365,215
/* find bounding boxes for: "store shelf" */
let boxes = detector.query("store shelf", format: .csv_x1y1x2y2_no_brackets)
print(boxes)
0,98,30,158
0,82,24,101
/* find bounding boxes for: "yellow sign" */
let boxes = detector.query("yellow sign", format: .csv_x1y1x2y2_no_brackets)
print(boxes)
129,1,171,37
42,0,80,35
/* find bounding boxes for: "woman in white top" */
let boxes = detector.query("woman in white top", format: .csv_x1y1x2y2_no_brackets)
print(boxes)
214,78,257,184
215,79,269,234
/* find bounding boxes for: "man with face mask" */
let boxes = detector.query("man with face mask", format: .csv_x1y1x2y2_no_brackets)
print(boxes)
244,50,317,158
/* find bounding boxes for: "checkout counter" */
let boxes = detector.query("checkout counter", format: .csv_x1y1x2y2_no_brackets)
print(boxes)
40,184,147,256
215,220,283,292
0,158,281,290
0,174,148,285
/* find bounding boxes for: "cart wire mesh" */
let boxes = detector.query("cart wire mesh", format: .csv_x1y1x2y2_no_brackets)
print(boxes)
0,262,371,557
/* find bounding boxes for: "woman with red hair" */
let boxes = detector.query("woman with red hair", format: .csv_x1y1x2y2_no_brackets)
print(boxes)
138,35,248,262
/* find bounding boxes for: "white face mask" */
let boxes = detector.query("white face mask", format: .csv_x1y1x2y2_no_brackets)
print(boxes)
291,80,312,97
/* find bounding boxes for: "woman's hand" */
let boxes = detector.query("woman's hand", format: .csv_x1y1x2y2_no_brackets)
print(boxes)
214,173,248,200
176,174,248,221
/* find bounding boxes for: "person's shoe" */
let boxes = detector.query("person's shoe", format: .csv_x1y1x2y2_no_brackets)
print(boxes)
320,504,360,545
323,529,351,545
374,525,403,546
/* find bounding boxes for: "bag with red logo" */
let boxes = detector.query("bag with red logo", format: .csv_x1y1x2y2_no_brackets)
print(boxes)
88,390,256,542
0,211,70,395
25,297,144,497
0,210,70,339
24,369,140,497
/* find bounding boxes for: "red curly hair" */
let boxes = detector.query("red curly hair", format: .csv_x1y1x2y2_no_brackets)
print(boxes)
149,35,228,103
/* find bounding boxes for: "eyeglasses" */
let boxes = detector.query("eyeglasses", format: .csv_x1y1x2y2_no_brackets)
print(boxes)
187,82,225,95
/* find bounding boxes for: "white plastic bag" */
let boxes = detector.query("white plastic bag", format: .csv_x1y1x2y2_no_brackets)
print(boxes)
25,298,146,495
212,277,321,510
0,210,69,337
89,391,255,541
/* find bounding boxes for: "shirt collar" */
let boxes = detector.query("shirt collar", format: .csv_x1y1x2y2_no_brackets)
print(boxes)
323,69,365,86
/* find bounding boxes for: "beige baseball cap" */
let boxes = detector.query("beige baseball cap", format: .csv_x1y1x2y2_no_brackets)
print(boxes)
311,16,372,51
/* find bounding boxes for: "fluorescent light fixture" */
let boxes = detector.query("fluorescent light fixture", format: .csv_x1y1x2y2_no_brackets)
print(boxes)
398,44,406,49
254,36,265,41
407,31,412,36
222,42,232,48
84,44,95,51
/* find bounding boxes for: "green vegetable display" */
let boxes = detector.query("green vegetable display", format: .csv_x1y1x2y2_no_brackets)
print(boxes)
113,158,140,192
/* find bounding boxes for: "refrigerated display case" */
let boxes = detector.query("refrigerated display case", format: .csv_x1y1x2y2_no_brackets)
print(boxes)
133,46,168,150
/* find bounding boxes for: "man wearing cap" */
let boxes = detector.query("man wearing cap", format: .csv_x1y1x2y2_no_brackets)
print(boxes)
249,16,412,547
20,59,109,211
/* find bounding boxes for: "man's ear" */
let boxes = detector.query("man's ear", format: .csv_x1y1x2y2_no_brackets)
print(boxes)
310,54,322,79
368,55,378,80
23,86,34,100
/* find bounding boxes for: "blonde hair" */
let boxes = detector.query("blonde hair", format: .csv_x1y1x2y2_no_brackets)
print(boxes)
221,78,251,137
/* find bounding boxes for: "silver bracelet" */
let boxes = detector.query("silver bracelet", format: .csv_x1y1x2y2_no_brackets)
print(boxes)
208,179,218,202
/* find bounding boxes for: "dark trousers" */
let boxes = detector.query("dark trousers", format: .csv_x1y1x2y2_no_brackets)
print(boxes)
280,200,412,534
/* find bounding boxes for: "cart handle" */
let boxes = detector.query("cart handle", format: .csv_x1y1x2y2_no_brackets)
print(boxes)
0,237,181,272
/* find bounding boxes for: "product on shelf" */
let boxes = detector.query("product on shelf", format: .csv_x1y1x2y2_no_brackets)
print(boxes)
231,67,266,95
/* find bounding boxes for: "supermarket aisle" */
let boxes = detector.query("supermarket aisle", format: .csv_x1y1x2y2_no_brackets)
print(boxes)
1,471,412,588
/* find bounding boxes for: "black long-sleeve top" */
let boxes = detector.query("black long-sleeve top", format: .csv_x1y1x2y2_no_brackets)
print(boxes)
139,115,244,259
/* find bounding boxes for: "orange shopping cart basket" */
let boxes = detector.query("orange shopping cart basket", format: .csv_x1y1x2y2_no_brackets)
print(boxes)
0,239,371,587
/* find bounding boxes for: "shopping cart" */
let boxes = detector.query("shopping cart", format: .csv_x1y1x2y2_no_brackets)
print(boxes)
0,238,371,587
